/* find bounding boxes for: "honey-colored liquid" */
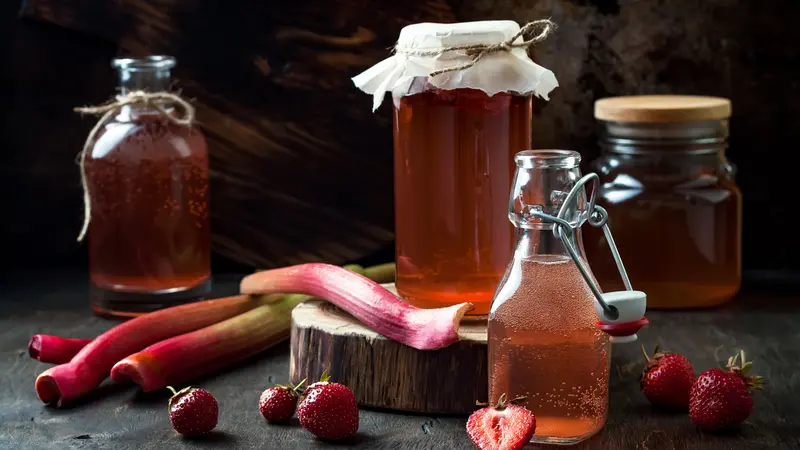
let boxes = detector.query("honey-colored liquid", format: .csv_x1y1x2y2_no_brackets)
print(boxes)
393,88,532,316
585,177,741,308
85,112,211,315
489,256,610,444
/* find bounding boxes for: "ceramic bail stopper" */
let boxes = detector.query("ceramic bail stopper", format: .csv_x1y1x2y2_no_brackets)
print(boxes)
529,171,649,344
595,291,649,343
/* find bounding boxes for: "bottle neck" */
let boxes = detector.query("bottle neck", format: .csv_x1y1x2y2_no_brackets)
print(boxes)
514,226,587,261
118,68,171,95
509,150,592,262
116,68,174,121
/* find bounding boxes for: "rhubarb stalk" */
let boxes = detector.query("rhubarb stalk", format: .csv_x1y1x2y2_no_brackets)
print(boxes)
35,294,267,406
110,294,306,391
240,263,472,350
28,335,92,364
363,262,396,284
108,263,395,391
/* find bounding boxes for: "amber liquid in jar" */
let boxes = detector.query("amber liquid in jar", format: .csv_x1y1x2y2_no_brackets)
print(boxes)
86,111,211,316
393,88,532,316
585,161,741,308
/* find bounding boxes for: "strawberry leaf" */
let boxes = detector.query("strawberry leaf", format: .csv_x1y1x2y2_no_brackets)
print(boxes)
319,370,331,383
291,379,307,393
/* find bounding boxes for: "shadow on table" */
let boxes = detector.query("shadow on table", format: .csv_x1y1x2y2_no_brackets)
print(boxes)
303,432,377,447
126,342,291,406
183,430,238,445
44,381,133,411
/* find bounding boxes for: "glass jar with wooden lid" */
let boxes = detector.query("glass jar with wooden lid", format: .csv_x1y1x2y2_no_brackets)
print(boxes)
584,95,741,309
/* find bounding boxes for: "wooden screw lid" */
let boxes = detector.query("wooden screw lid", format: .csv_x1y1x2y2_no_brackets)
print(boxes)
594,95,731,123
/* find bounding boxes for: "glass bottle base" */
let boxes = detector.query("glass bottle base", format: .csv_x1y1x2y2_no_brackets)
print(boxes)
90,278,212,318
530,427,602,446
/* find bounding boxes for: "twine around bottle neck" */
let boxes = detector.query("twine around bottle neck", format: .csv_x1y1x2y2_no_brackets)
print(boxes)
73,90,196,242
394,19,556,77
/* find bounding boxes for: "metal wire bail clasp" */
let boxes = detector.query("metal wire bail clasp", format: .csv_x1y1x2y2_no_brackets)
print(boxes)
527,173,649,343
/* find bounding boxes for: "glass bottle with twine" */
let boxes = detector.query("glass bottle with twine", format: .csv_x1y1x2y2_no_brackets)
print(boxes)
74,55,211,317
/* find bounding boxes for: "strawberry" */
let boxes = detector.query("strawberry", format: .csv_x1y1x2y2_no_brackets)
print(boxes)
259,379,305,423
640,344,695,409
690,350,763,431
466,394,536,450
297,371,359,440
167,386,218,436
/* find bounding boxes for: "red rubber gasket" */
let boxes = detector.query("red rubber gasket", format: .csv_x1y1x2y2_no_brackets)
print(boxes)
596,317,649,336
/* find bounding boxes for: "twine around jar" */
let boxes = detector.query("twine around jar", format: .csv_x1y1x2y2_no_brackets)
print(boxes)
73,91,196,242
394,19,556,77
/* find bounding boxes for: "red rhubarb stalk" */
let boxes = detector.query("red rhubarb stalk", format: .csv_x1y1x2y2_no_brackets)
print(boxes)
240,263,473,350
108,263,395,391
35,294,267,406
28,335,92,364
110,294,306,391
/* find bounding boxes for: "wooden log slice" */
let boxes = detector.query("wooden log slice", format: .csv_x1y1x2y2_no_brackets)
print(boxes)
290,284,488,415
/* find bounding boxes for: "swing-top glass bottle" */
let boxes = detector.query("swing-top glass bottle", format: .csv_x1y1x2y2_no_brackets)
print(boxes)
488,150,611,445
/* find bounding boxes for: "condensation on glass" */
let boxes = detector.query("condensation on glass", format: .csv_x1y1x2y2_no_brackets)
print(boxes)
84,56,211,316
585,95,741,309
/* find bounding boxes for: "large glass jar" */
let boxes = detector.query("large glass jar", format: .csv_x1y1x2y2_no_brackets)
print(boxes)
83,56,211,316
393,87,531,316
585,95,741,309
353,20,559,316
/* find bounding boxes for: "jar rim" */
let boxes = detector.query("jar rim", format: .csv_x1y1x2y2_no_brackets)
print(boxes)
597,119,729,153
112,55,176,72
515,150,581,169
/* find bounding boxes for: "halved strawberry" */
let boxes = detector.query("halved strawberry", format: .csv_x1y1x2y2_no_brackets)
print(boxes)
466,394,535,450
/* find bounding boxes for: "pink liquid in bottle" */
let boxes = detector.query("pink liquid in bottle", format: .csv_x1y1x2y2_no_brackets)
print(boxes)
489,256,609,444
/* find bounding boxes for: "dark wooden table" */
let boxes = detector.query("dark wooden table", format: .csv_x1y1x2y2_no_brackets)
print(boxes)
1,270,798,450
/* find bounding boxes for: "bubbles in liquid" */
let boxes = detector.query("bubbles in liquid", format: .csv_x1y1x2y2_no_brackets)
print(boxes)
86,116,210,293
488,256,610,441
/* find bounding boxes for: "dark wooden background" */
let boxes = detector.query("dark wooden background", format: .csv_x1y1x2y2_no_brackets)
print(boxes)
1,0,798,277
